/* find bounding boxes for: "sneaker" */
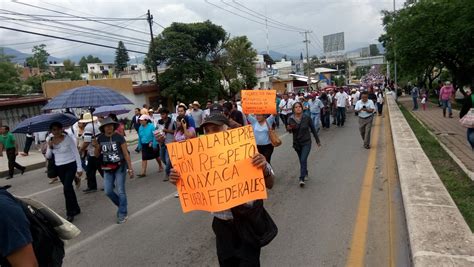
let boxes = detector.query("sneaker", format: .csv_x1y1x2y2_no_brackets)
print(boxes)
49,177,59,184
174,192,179,198
117,216,128,224
83,188,97,194
299,181,305,187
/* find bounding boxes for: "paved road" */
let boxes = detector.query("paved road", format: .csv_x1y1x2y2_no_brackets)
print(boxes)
0,110,410,266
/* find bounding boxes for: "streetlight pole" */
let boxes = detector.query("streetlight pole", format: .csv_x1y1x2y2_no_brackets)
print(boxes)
393,0,398,94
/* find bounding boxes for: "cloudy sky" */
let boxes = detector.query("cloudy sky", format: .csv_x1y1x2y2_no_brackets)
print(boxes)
0,0,405,60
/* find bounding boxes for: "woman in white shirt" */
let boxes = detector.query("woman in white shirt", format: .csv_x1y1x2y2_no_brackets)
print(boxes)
46,122,83,222
376,89,384,116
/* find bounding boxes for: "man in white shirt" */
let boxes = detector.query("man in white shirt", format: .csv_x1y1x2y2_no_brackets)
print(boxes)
278,93,295,127
354,91,376,149
79,113,102,193
334,87,349,127
190,101,204,134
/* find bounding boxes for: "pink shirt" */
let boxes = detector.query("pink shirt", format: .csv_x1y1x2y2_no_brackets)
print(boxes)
439,86,454,100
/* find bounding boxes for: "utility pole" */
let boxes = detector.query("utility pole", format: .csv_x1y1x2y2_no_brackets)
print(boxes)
265,18,269,56
147,9,159,85
303,31,312,91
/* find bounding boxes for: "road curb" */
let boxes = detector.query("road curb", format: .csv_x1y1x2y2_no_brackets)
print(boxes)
387,94,474,266
0,161,45,179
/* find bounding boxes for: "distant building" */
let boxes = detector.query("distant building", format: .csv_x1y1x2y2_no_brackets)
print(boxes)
119,64,155,86
87,63,115,79
254,55,271,89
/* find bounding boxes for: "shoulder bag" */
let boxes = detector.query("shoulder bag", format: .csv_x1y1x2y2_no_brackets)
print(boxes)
231,200,278,248
266,121,282,147
460,95,474,128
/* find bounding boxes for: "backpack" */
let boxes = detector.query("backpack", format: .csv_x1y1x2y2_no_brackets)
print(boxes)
0,186,65,267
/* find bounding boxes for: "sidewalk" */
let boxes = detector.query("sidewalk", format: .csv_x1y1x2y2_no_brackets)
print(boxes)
0,131,139,178
398,96,474,180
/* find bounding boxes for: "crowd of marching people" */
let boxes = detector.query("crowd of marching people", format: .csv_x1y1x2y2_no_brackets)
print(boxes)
1,80,388,266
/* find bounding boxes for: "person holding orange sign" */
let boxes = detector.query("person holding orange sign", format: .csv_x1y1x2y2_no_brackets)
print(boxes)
169,113,275,266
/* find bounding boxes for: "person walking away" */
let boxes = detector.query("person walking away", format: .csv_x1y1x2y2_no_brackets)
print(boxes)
0,126,25,179
376,89,384,116
93,117,134,224
156,108,175,181
421,93,427,111
287,102,321,187
46,122,83,222
169,113,275,266
319,92,331,129
355,92,376,149
247,114,275,163
279,93,295,127
190,101,204,135
79,113,102,193
137,115,163,177
309,94,324,134
439,81,455,118
459,87,474,150
335,88,349,127
411,85,420,110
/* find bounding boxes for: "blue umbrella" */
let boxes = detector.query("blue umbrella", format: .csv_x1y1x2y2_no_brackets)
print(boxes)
42,85,133,111
12,113,78,134
93,105,131,117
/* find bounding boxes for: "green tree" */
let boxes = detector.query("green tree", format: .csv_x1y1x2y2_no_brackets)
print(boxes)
114,41,129,72
148,20,227,103
0,61,22,94
216,36,258,97
26,44,49,70
79,55,102,73
0,48,15,63
63,59,76,71
379,0,474,89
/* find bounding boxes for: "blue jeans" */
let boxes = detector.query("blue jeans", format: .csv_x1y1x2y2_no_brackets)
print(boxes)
336,107,346,126
311,113,321,133
104,164,128,218
294,143,311,181
467,128,474,150
412,97,418,110
160,144,171,177
442,99,452,115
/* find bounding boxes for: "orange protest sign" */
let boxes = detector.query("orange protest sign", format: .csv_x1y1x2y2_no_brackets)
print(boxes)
241,90,277,114
166,125,267,213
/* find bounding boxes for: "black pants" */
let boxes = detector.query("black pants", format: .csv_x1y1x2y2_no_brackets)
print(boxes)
212,217,261,267
57,162,81,216
279,113,292,127
6,148,24,178
257,144,274,164
86,155,103,190
23,136,34,154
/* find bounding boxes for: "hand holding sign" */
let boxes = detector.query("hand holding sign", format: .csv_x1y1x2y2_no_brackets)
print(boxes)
167,126,267,213
241,90,277,114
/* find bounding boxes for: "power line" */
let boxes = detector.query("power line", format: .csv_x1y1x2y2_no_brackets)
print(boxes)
153,21,166,29
228,0,308,32
204,0,303,33
12,1,151,36
0,17,147,22
0,26,147,54
0,9,150,46
0,15,149,48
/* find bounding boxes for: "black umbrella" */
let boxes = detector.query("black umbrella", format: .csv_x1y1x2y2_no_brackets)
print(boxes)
12,113,78,134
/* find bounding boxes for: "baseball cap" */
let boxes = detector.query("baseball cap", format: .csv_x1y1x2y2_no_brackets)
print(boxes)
201,113,229,128
209,103,224,114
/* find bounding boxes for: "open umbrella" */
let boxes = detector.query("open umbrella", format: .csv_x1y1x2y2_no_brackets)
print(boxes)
93,105,131,117
42,85,133,111
12,113,78,134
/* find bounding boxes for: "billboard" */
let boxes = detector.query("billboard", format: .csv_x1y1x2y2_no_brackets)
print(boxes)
323,32,345,53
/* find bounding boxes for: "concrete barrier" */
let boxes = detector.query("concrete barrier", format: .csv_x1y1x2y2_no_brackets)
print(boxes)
387,94,474,266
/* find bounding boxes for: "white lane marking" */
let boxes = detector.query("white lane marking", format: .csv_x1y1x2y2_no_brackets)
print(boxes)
65,192,176,253
23,159,142,198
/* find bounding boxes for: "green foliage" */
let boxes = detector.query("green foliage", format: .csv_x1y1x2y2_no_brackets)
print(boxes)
354,66,370,79
115,41,129,72
369,44,380,56
380,0,474,88
0,48,15,63
26,44,49,70
148,20,228,103
0,61,22,94
63,59,76,71
79,55,102,73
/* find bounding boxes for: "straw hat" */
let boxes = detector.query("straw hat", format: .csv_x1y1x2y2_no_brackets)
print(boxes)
79,113,98,123
192,101,201,107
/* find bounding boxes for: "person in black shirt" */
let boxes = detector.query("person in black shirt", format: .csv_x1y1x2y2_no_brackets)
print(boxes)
0,188,38,267
287,102,321,187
